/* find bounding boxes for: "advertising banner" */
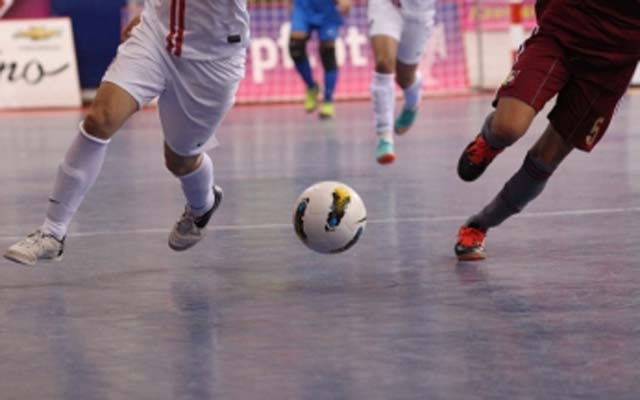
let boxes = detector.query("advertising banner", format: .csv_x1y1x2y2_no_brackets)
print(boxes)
237,1,468,103
0,17,81,109
459,0,536,31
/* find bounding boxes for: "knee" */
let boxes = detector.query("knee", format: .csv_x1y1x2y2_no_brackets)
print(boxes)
319,43,337,71
83,108,119,140
374,57,395,74
490,112,528,142
395,72,414,89
288,37,308,63
164,147,201,176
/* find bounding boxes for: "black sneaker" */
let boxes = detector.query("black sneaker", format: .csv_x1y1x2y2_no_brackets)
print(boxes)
457,134,504,182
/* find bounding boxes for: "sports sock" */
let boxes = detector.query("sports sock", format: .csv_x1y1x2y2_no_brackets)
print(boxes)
294,58,316,89
323,69,338,102
481,111,514,150
370,72,395,138
402,72,422,110
468,151,558,231
179,152,214,217
41,123,110,240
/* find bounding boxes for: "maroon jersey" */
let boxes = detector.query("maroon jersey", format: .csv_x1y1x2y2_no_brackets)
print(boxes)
535,0,640,65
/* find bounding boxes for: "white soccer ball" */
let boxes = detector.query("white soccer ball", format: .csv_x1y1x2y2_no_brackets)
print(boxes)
293,181,367,254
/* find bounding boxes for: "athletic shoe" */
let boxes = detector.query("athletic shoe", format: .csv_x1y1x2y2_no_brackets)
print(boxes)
455,226,487,261
394,107,418,135
457,133,504,182
304,85,319,113
318,101,335,119
376,137,396,164
168,185,223,251
4,229,65,266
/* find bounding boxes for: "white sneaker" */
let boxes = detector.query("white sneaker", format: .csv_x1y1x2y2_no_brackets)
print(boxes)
4,229,65,266
168,185,223,251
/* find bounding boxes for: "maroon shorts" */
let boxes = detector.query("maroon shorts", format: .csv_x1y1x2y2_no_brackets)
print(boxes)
495,30,637,152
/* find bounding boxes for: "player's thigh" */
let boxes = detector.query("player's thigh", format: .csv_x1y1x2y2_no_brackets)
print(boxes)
368,0,403,41
549,62,636,151
397,11,435,65
158,54,245,157
495,31,570,113
290,3,310,36
102,17,166,110
317,22,340,42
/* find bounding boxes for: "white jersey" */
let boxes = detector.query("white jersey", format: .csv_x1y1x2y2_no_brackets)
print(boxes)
142,0,250,60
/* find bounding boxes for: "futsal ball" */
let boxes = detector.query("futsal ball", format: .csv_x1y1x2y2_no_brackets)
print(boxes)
293,181,367,253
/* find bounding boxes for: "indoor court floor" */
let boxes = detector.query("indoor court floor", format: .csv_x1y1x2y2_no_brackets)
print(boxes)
0,93,639,399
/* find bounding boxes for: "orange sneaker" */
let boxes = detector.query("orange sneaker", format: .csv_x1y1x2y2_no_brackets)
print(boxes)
457,134,503,182
455,226,487,261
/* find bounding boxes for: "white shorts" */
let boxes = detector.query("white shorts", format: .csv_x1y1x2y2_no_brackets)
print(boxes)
367,0,436,65
103,16,246,156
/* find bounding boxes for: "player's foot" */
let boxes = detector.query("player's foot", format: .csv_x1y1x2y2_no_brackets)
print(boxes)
455,225,487,261
394,107,418,135
4,229,65,266
457,133,504,182
318,101,335,119
376,137,396,165
304,85,319,113
168,185,223,251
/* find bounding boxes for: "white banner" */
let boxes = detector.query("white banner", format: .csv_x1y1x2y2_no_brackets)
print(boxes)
633,64,640,86
0,17,81,109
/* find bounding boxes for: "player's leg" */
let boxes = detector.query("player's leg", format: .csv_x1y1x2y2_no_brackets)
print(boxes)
368,0,403,164
457,31,569,182
288,5,318,113
4,23,164,265
317,40,337,119
455,57,635,261
161,54,244,251
393,10,435,135
317,22,341,119
455,124,572,261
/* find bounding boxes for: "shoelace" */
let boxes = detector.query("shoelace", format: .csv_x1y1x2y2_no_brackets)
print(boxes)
458,227,485,247
466,135,502,165
176,208,197,233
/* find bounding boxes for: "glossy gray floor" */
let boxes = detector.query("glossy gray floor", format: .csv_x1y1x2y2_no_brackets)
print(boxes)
1,94,639,400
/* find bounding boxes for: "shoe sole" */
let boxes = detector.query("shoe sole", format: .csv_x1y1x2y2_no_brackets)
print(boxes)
394,126,411,135
377,153,396,165
4,252,63,266
318,112,333,119
456,251,487,261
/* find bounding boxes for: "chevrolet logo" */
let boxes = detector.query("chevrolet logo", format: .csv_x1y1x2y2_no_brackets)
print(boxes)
14,26,61,41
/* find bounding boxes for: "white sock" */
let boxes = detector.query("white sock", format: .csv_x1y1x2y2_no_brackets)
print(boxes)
370,72,395,140
403,72,422,111
179,153,214,217
42,123,110,240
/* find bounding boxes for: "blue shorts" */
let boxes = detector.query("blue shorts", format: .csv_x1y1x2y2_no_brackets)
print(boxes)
290,3,342,41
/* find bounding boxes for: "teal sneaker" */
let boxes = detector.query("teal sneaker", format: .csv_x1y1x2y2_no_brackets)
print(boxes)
376,138,396,165
394,107,418,135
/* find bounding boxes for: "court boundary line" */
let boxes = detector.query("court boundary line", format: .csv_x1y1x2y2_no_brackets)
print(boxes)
1,206,639,241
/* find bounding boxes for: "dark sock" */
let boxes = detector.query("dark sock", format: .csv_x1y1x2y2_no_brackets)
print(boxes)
468,151,558,231
323,69,337,102
294,59,316,89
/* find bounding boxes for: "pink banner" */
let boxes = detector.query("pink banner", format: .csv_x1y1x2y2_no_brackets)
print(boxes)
3,0,50,19
237,1,468,103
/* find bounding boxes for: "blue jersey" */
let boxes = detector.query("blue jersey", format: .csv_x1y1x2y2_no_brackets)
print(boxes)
291,0,343,40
